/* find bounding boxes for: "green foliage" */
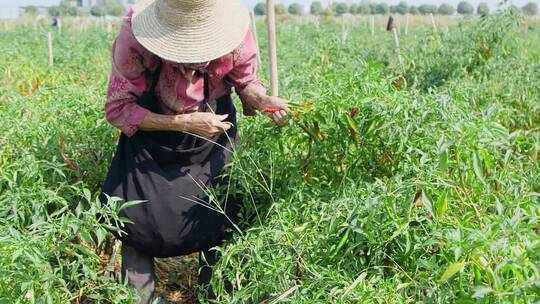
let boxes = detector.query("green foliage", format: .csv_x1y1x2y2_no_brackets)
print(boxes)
105,0,126,17
375,3,389,15
90,5,106,17
275,3,287,15
419,4,438,15
438,3,455,16
457,1,475,15
521,2,538,16
254,2,266,16
357,4,372,15
208,8,540,303
335,3,349,15
48,0,81,17
310,1,323,15
396,1,408,15
23,6,38,15
0,27,141,303
477,2,490,16
349,4,358,14
288,3,303,15
408,5,419,15
1,6,539,304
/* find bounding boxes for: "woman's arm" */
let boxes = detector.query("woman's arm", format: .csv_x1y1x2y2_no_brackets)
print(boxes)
228,31,290,125
239,85,290,125
139,112,231,139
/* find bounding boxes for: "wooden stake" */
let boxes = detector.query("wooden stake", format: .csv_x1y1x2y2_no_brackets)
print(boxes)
58,18,62,35
47,32,53,67
429,13,437,32
391,28,402,66
107,21,112,33
405,14,409,35
341,15,347,43
266,0,279,97
370,15,375,37
249,11,262,66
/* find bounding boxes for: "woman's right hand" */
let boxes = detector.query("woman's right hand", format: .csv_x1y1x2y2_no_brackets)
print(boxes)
180,112,232,139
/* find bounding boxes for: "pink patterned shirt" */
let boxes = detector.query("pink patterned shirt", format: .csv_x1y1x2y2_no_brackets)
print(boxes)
105,9,265,137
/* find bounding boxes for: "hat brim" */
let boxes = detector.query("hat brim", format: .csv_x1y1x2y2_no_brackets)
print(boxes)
132,0,250,63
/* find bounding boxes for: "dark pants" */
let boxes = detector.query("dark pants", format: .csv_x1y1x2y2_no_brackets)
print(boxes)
121,243,219,304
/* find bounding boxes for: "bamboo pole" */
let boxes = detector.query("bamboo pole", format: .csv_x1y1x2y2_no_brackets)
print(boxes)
341,15,347,43
47,32,53,67
249,11,262,66
370,15,375,37
429,13,437,32
405,14,409,35
266,0,278,97
391,27,402,66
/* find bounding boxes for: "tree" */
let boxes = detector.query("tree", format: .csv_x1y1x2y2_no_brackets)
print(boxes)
335,3,349,15
408,5,419,15
349,4,358,14
105,0,125,16
23,6,38,15
325,3,336,15
457,1,474,15
275,3,286,15
396,1,408,15
368,4,377,14
522,2,538,15
477,2,489,16
375,3,389,14
288,3,303,15
418,4,437,15
90,5,106,17
254,2,266,16
438,3,455,15
48,1,81,17
310,1,323,15
389,5,398,14
358,4,371,14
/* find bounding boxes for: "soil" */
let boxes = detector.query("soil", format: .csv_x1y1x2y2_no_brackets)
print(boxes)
155,254,200,304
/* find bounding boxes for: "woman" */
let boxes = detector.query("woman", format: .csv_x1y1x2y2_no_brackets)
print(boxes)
100,0,289,302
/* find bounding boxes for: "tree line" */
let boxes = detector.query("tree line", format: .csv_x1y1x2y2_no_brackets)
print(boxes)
254,1,538,17
23,0,127,17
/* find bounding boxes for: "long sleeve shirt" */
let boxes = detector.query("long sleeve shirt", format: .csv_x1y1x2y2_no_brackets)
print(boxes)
105,9,266,137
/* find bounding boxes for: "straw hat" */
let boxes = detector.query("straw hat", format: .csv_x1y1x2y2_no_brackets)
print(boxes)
132,0,250,63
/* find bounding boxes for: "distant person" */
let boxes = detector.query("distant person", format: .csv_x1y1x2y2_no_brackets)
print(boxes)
51,17,59,29
100,0,289,303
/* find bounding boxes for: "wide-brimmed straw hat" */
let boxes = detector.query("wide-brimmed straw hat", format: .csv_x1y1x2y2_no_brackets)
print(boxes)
132,0,250,63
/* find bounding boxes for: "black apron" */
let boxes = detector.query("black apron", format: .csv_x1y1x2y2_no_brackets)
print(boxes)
100,63,241,258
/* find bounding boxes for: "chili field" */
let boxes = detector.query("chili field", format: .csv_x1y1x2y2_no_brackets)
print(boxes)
0,9,539,304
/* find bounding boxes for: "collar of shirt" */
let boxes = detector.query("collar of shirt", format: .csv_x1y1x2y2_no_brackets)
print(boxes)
164,60,210,74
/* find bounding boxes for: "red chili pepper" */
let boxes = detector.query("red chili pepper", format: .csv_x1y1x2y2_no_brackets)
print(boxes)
64,158,78,170
262,108,281,113
350,107,358,118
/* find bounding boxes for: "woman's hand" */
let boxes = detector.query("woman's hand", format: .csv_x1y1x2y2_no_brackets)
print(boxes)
181,112,232,139
257,96,290,125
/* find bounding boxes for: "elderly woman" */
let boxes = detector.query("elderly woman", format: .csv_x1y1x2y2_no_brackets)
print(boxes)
100,0,289,302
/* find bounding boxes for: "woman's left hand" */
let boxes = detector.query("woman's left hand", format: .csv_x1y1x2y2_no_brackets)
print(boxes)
258,96,290,125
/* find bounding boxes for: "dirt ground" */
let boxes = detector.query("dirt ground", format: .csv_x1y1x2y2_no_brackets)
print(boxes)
155,254,200,304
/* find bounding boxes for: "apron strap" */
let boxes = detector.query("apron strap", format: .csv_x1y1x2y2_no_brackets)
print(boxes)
195,69,210,111
150,61,163,94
